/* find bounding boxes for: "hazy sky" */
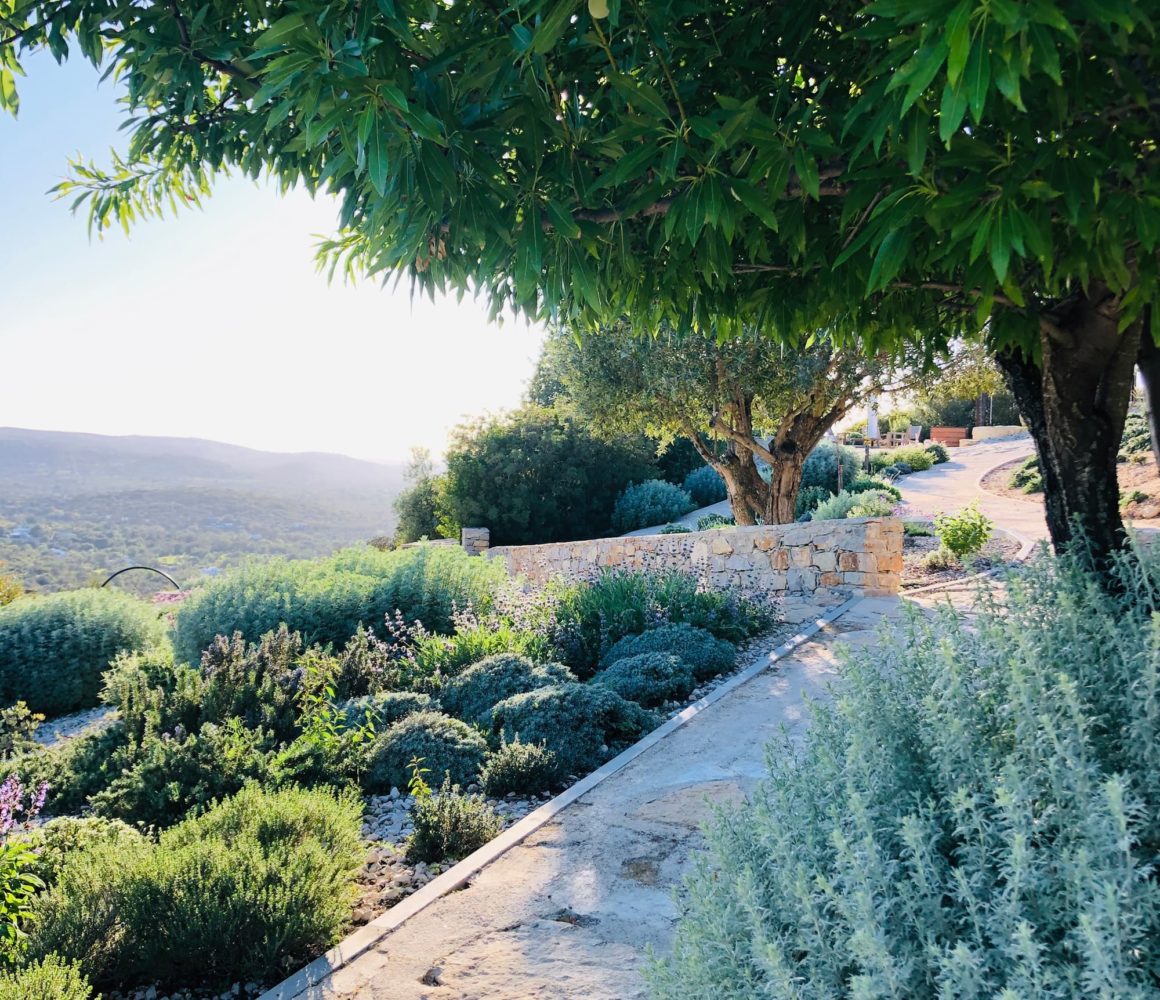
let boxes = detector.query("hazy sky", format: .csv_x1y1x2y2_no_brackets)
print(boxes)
0,52,545,465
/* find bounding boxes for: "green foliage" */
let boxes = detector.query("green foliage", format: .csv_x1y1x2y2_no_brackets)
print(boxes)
612,480,695,533
406,775,503,864
659,523,692,534
0,955,96,1000
659,440,715,489
0,574,22,608
848,492,897,518
934,501,994,559
30,785,363,990
437,654,574,727
794,485,831,520
904,521,935,537
438,406,659,546
20,818,145,891
0,703,44,761
550,570,767,678
682,466,728,507
490,684,656,776
0,728,129,821
1011,454,1044,493
365,711,487,793
811,490,867,521
801,444,862,496
480,735,561,797
172,544,506,663
1120,412,1153,459
847,475,902,501
392,478,445,545
871,445,935,473
924,441,951,464
600,623,735,683
591,652,695,709
695,512,735,531
338,691,431,730
0,590,163,716
652,550,1160,999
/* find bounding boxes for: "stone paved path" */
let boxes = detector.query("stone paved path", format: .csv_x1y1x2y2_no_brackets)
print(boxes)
265,598,918,1000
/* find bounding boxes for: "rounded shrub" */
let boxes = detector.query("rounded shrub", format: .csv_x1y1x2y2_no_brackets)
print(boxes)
480,735,562,797
682,465,728,507
21,816,146,890
490,683,657,776
172,544,507,664
0,955,95,1000
600,623,735,682
365,711,487,792
794,484,831,520
659,522,692,534
801,443,861,495
810,489,863,521
696,512,735,531
847,475,901,501
611,480,695,533
650,551,1160,999
925,440,951,463
0,589,164,716
406,777,503,864
30,784,363,990
591,652,695,708
880,461,912,477
872,445,934,473
339,690,433,729
933,501,994,559
847,492,896,518
438,654,574,725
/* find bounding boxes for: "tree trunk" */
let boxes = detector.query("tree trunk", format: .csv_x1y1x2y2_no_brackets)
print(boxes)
717,451,767,525
995,286,1140,566
1136,329,1160,472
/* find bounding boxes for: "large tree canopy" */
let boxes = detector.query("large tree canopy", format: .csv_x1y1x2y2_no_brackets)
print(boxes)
547,326,901,523
5,0,1158,560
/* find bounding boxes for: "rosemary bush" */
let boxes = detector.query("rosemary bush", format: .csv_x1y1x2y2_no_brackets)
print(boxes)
437,654,574,726
651,549,1160,999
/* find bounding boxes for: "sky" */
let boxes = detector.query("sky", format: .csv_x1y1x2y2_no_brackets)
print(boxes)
0,52,546,465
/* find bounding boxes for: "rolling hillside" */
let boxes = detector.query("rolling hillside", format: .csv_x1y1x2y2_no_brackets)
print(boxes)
0,428,405,596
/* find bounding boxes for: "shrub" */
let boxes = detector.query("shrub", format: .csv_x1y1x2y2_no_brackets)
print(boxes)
934,501,994,559
682,465,727,507
0,955,95,999
171,544,507,663
794,485,830,520
696,512,735,531
847,474,901,501
21,817,145,890
1010,454,1043,492
480,735,561,797
871,444,935,473
339,691,432,730
847,492,896,518
365,711,487,793
0,574,22,608
651,550,1160,1000
903,520,934,537
0,703,44,761
1120,411,1151,458
659,522,692,534
611,480,696,533
392,475,444,545
550,570,767,677
810,489,863,521
0,590,163,716
437,654,574,726
406,775,503,864
925,440,950,463
0,727,129,821
402,615,550,681
591,652,695,708
0,775,48,966
600,623,735,682
490,684,656,776
30,785,363,990
800,444,861,496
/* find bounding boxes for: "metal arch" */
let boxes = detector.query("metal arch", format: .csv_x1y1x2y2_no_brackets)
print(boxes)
101,565,183,591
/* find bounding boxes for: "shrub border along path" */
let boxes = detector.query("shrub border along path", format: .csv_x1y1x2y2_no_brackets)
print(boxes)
260,597,861,1000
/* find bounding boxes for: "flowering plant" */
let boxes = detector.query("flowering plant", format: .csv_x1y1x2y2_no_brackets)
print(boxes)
0,776,48,965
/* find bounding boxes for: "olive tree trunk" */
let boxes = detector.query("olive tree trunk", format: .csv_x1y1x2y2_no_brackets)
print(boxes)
995,286,1140,566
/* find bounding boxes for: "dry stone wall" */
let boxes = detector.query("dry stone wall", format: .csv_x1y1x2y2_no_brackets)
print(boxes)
485,518,902,599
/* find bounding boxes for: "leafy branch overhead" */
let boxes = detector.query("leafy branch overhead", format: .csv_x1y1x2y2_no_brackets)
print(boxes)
3,0,1157,351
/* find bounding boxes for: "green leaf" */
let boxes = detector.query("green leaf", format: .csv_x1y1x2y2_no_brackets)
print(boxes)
253,13,305,50
939,81,968,143
532,2,575,54
964,42,991,123
545,201,582,239
945,1,974,86
730,179,780,231
891,41,949,116
905,113,929,175
867,229,912,292
608,72,672,120
367,122,388,197
0,67,17,115
990,209,1011,282
792,147,820,199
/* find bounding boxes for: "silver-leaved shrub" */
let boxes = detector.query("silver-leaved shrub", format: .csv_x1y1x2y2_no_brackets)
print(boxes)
651,548,1159,999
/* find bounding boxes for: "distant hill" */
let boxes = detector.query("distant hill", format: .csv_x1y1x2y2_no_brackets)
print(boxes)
0,428,405,596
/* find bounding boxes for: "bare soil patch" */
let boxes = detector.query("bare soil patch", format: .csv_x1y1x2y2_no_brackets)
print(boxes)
901,532,1021,590
980,456,1160,522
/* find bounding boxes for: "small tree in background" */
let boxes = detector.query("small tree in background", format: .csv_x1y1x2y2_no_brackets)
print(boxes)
391,448,444,545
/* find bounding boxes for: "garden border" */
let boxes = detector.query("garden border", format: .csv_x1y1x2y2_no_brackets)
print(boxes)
258,595,862,1000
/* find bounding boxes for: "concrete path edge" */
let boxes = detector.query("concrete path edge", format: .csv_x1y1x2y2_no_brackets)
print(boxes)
258,596,862,1000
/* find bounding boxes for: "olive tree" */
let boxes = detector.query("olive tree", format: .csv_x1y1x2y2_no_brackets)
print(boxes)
5,0,1158,562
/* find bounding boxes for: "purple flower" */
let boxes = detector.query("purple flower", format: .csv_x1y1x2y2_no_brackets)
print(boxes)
0,775,49,840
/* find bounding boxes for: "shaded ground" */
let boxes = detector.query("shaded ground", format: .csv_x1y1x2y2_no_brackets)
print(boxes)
900,531,1021,590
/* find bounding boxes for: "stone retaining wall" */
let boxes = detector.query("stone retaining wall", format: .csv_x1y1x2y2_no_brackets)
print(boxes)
486,518,902,599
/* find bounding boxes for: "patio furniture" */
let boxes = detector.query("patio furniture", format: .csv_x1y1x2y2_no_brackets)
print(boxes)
930,426,969,447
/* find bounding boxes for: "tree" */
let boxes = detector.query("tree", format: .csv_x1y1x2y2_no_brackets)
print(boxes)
549,326,899,523
7,0,1158,563
439,406,658,545
391,447,443,544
